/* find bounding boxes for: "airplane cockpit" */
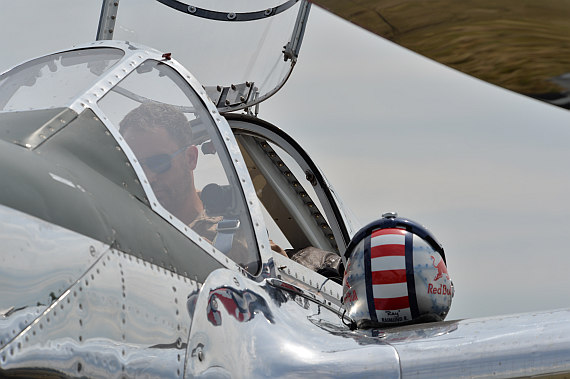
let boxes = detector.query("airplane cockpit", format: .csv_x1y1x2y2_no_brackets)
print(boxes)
2,2,570,377
0,41,354,303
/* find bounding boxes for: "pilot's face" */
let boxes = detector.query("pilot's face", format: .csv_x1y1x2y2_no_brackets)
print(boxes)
124,127,195,216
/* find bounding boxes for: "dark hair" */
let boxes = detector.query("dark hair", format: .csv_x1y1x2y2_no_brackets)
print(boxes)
119,101,193,147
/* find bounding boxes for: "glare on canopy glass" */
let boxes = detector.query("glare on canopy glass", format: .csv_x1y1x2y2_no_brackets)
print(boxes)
0,48,124,112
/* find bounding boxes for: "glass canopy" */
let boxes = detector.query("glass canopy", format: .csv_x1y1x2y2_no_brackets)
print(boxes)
109,0,310,111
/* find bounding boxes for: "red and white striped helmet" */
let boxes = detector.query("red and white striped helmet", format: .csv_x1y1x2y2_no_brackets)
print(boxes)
342,213,453,328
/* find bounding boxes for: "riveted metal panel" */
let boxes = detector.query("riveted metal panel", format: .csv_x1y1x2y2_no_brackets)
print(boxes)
385,310,570,378
186,269,401,378
0,204,107,351
0,108,77,149
0,242,199,378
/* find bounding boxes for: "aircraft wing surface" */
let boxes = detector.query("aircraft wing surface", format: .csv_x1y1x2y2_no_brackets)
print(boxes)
310,0,570,109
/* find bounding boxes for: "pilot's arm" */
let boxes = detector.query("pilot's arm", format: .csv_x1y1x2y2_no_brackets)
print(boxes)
270,239,288,257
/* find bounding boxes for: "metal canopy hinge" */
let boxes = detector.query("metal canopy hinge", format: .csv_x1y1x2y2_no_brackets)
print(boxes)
204,82,256,109
245,90,261,117
283,0,311,62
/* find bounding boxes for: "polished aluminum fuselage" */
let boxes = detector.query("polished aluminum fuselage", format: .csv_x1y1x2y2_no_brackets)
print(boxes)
0,40,569,378
2,204,570,378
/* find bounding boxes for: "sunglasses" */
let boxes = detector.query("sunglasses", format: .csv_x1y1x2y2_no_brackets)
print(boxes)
142,146,187,174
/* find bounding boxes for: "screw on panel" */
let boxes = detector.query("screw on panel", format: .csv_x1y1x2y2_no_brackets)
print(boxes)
305,170,317,186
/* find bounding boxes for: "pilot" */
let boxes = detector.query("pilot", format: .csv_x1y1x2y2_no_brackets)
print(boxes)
120,102,341,278
119,102,273,274
119,101,204,226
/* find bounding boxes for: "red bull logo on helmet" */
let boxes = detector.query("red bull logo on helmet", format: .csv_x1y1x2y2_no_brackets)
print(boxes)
431,255,449,281
427,283,453,296
426,255,452,297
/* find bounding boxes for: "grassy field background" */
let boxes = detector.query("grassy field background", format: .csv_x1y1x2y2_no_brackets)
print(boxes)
312,0,570,95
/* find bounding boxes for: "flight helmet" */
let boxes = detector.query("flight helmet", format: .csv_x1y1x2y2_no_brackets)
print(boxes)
342,213,453,328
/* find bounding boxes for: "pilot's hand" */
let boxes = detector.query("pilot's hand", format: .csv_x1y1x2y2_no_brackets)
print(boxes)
270,239,288,257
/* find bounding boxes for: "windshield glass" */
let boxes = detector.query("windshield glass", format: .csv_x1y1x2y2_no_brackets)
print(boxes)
98,59,260,275
112,0,303,109
327,181,360,238
0,48,124,112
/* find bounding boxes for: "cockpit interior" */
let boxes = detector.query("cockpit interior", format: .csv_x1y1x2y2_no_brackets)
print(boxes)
0,41,353,302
